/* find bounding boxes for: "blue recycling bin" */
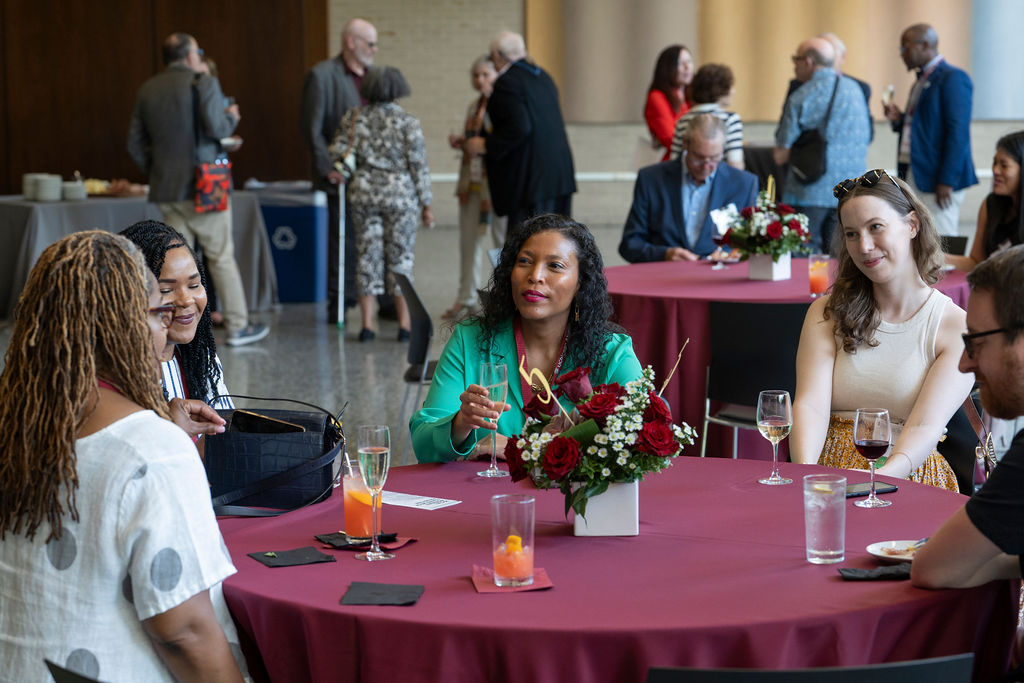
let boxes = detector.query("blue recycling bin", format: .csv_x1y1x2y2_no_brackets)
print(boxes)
255,187,327,303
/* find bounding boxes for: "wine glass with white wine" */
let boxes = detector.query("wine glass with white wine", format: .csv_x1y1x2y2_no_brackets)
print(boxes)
478,362,509,478
356,425,394,561
757,390,793,485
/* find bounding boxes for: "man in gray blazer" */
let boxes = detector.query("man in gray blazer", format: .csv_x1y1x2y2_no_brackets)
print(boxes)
301,18,376,324
128,32,267,346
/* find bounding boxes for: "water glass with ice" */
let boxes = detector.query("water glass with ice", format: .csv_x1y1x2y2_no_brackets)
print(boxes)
803,473,846,564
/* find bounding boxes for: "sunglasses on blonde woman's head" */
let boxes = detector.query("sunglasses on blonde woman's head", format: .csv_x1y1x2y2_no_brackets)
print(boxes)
833,169,905,200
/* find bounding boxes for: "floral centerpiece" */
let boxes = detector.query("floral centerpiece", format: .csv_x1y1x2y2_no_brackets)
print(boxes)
503,364,696,519
719,178,811,263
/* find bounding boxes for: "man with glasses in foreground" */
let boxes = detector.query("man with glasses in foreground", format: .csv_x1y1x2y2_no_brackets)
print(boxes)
774,36,869,254
619,114,757,263
913,245,1024,589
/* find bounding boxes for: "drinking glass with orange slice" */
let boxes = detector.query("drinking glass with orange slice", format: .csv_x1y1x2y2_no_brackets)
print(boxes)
491,494,535,587
343,454,381,542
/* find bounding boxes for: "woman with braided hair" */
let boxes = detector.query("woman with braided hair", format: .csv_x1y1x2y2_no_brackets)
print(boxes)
121,220,233,411
0,231,246,680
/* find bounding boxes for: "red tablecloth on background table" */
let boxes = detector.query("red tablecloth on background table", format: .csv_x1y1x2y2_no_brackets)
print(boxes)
604,260,970,459
219,457,1013,683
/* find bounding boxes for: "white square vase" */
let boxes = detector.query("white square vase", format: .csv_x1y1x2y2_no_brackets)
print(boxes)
748,252,792,281
572,480,639,536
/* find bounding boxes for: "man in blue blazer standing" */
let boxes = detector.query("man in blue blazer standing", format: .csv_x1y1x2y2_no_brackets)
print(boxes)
884,23,977,236
619,114,758,262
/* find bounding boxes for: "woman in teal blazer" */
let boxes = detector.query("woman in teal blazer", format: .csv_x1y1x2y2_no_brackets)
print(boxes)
411,214,642,463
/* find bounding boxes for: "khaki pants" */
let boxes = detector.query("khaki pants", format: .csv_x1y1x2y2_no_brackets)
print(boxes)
907,168,967,237
156,199,249,335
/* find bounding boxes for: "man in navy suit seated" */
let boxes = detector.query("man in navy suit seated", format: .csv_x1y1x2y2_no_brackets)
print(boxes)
619,114,759,263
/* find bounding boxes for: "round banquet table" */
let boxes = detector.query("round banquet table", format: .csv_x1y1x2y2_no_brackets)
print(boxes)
219,458,1014,683
604,260,971,459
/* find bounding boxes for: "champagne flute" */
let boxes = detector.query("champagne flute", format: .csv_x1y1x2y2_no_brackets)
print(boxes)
711,233,730,270
853,409,893,509
355,425,394,561
757,390,793,485
478,362,510,478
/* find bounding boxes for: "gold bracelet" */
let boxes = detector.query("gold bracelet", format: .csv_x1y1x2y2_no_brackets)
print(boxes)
893,451,914,474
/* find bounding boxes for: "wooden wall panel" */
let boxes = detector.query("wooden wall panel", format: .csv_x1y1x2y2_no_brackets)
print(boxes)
2,0,152,189
0,0,328,195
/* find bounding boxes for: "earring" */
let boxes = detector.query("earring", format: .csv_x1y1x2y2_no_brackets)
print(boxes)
574,303,579,322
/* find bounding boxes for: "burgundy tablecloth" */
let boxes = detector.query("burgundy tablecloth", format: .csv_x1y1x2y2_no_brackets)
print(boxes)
605,261,971,459
219,458,1013,683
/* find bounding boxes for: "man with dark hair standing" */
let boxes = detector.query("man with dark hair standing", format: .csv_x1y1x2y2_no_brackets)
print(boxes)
128,32,268,346
464,31,576,237
913,245,1024,589
301,18,377,325
883,23,977,237
773,37,869,254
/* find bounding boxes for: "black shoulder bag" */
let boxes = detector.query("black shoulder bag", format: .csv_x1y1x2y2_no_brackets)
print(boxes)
789,75,841,185
203,395,346,517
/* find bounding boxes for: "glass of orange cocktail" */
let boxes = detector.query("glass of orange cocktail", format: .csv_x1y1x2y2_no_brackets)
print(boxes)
809,254,829,298
491,494,535,587
342,454,380,542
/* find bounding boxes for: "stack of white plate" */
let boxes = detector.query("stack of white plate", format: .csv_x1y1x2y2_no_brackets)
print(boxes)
21,173,50,200
34,175,63,202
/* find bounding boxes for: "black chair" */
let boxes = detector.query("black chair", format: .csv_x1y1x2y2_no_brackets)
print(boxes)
700,301,810,458
647,653,974,682
394,272,437,464
941,235,969,255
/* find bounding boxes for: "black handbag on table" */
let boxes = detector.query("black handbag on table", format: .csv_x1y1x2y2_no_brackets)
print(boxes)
788,75,841,185
203,396,345,517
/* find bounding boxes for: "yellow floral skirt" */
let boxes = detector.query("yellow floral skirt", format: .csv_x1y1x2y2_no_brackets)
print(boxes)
818,415,959,493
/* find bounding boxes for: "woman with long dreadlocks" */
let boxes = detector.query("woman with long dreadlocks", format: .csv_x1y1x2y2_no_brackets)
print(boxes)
0,231,245,679
121,220,233,411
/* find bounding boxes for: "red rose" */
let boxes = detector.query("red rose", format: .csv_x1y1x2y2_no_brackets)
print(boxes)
553,366,592,403
542,436,581,481
777,203,795,214
766,220,783,240
740,206,754,219
637,420,678,457
524,393,559,419
592,382,626,398
643,391,672,424
787,218,802,233
578,392,620,426
504,438,529,482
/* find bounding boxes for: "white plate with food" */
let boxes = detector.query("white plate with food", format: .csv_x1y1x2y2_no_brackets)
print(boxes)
866,540,921,562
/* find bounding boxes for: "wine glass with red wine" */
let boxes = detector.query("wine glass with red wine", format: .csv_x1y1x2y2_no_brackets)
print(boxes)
711,233,730,270
853,408,892,508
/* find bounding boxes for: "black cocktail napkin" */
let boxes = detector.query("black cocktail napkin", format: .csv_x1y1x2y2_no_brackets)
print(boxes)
341,581,424,606
316,531,398,548
837,563,911,581
247,546,337,568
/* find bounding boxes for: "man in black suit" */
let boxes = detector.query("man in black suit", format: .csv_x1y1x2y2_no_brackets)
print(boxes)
465,31,576,237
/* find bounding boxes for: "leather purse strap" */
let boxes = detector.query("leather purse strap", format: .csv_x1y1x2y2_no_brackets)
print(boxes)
962,395,987,441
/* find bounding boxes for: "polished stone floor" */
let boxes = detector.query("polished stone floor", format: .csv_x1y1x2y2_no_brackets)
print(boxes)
0,221,627,467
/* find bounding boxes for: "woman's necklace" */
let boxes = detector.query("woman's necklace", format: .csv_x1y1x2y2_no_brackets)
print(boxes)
513,316,569,398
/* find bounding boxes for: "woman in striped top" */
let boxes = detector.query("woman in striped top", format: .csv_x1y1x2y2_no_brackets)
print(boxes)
670,63,745,170
121,221,233,414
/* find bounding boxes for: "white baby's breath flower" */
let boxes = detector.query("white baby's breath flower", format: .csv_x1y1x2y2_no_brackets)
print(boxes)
598,448,608,458
594,434,608,445
587,445,598,455
601,467,611,477
616,455,627,465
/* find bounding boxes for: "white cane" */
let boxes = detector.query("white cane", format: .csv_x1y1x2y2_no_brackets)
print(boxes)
336,185,345,328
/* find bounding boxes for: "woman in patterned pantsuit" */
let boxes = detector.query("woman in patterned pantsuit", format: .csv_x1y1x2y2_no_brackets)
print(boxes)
332,66,433,342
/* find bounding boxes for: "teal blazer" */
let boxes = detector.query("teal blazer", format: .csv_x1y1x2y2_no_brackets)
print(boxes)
410,319,643,463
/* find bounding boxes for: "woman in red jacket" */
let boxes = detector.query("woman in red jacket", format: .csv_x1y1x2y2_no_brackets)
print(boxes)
644,45,694,161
